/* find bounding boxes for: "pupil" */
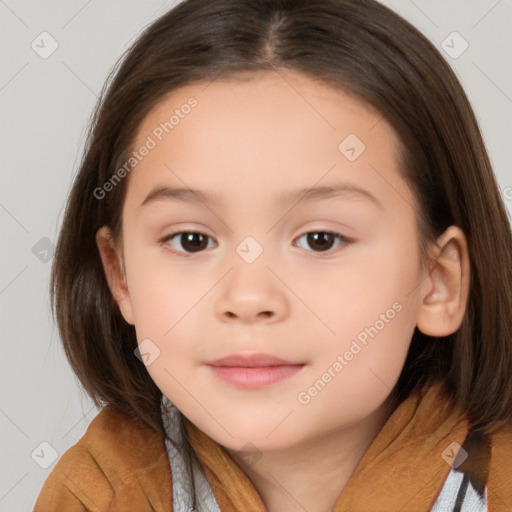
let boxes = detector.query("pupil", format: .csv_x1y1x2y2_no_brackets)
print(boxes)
183,233,207,251
308,232,333,251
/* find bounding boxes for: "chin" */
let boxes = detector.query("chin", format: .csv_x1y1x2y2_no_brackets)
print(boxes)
199,418,304,453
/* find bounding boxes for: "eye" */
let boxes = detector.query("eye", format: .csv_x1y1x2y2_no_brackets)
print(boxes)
160,230,351,257
294,231,351,254
161,231,216,255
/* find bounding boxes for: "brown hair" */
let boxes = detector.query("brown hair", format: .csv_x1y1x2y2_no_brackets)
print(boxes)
51,0,512,489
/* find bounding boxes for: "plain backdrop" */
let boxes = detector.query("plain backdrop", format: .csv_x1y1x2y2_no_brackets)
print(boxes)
1,0,511,510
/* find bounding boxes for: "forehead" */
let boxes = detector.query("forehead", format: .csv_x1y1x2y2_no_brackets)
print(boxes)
125,69,406,211
135,69,386,143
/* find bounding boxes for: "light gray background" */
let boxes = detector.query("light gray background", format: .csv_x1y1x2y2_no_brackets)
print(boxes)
1,0,511,510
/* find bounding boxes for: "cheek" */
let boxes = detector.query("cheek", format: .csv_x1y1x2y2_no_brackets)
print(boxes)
123,245,213,391
294,302,417,438
123,243,209,337
301,233,422,342
299,232,422,396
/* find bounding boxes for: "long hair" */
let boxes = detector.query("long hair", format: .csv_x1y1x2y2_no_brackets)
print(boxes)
51,0,512,503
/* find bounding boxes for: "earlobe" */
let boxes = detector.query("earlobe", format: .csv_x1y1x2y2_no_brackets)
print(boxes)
95,226,135,325
415,225,470,337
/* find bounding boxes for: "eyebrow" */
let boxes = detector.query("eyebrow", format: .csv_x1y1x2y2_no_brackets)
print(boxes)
139,182,384,210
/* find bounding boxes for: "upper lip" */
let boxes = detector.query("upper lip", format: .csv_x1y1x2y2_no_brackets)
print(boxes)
207,353,303,368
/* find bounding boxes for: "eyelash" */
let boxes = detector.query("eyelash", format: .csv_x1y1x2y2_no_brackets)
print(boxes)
158,230,353,258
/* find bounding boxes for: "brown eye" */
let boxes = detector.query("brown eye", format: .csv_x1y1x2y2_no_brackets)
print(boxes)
164,232,215,254
161,230,350,257
295,231,350,253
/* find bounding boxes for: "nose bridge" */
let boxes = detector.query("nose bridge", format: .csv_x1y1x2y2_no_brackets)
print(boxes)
214,233,288,323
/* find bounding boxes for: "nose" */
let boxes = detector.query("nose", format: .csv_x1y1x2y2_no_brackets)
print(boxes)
214,264,289,324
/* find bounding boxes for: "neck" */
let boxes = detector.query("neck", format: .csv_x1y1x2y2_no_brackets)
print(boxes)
225,396,395,512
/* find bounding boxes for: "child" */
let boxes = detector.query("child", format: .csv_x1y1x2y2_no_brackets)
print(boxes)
34,0,512,511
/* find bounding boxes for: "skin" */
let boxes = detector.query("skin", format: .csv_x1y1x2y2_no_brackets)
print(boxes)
97,69,470,512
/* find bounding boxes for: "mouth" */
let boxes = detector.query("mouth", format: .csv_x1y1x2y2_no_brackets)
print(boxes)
205,353,305,389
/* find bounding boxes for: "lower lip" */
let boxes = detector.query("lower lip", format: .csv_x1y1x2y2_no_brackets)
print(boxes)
207,365,304,389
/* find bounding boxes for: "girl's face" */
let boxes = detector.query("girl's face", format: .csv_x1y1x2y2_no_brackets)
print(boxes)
99,70,461,453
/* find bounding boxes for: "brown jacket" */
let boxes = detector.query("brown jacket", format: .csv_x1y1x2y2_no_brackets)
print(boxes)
33,406,172,511
34,381,512,511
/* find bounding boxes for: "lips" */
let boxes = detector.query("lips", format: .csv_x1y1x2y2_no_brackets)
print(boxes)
206,353,305,389
207,353,300,368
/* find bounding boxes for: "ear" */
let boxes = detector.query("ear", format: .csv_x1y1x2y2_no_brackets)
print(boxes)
96,226,135,325
415,225,470,337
